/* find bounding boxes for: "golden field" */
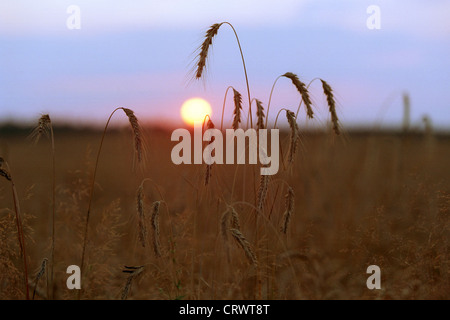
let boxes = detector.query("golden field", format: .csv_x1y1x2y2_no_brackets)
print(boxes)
0,125,449,300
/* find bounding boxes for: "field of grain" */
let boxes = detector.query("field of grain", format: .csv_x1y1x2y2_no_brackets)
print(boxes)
1,125,449,300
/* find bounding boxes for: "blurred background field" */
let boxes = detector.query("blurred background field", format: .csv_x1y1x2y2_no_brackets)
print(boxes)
1,125,448,299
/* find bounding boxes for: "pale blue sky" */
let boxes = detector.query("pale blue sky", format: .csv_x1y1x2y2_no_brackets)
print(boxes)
1,0,449,129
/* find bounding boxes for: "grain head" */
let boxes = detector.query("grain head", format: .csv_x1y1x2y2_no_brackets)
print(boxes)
282,72,314,119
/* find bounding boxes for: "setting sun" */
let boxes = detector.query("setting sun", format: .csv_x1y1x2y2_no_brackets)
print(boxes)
180,97,212,126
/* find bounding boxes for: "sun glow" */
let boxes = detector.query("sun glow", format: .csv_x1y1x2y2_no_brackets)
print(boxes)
181,98,212,126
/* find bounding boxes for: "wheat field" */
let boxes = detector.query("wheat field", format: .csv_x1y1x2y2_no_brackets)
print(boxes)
1,21,449,300
0,125,449,300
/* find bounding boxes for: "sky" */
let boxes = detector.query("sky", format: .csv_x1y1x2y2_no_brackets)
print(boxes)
0,0,449,129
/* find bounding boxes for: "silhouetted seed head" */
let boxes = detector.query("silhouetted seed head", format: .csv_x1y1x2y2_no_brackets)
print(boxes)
232,88,243,130
281,187,295,234
320,79,340,135
282,72,314,119
255,99,265,130
195,23,222,80
122,108,143,163
31,114,51,144
286,110,299,163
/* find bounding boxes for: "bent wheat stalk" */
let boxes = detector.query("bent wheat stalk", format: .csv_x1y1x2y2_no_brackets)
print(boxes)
79,107,143,298
230,228,258,267
195,22,253,128
31,114,56,299
266,72,314,129
320,79,340,135
286,110,299,164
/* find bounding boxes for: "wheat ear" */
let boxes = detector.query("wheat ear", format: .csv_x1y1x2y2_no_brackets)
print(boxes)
255,99,265,130
79,107,144,299
220,206,242,243
286,110,299,164
32,258,48,300
151,201,161,257
194,22,253,128
232,88,243,130
281,187,295,234
282,72,314,119
195,23,221,79
31,114,57,299
136,183,147,248
121,266,144,300
231,228,258,267
257,174,270,212
320,79,340,135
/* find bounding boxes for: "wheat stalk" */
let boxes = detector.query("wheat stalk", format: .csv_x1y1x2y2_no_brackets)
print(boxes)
220,206,242,243
79,107,145,299
204,118,215,186
194,22,253,128
151,201,161,257
195,23,221,80
286,110,299,164
136,183,147,248
121,266,144,300
266,72,314,129
320,79,340,135
282,72,314,119
255,99,265,130
32,258,48,300
122,108,144,162
220,209,230,243
231,228,258,267
257,174,270,212
281,187,295,234
0,159,30,299
31,114,57,299
30,114,51,144
232,88,243,130
0,168,11,181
